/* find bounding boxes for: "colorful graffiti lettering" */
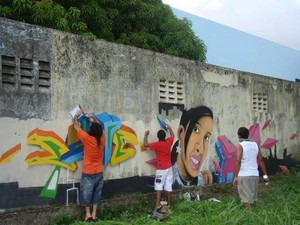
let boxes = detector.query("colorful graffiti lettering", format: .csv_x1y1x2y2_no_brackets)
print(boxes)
26,128,77,198
23,112,140,198
214,120,298,184
96,112,122,166
261,138,278,150
215,135,236,183
2,113,297,200
62,124,84,165
39,165,61,198
0,143,21,164
111,125,138,166
26,128,77,171
249,123,260,144
64,112,139,166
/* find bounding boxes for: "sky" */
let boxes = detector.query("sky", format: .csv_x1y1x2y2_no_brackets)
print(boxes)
162,0,300,51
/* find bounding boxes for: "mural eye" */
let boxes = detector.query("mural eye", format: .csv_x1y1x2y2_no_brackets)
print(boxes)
204,134,210,141
193,126,199,133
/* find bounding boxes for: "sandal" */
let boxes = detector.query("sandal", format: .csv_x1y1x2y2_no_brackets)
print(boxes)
84,217,93,222
155,205,163,212
92,217,98,222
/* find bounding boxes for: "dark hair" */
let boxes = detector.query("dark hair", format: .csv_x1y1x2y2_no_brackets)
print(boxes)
157,130,166,141
181,106,213,156
88,122,103,147
237,127,249,139
171,106,213,164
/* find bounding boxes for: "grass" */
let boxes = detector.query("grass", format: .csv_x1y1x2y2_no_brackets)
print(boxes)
51,169,300,225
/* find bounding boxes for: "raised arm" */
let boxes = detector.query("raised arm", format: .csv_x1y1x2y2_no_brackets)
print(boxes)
166,124,174,137
73,110,82,131
143,130,150,148
86,113,100,124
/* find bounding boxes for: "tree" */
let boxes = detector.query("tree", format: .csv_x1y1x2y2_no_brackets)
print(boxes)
0,0,206,61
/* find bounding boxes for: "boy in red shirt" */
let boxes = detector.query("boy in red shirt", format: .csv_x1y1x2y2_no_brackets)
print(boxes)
143,124,174,210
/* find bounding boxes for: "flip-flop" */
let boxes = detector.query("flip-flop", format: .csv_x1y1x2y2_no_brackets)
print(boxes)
84,217,93,222
92,217,98,222
155,205,163,212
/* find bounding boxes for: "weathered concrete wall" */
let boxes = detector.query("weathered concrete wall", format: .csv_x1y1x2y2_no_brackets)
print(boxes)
0,17,299,211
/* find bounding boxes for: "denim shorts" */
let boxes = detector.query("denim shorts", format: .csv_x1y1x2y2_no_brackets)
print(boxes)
80,172,104,206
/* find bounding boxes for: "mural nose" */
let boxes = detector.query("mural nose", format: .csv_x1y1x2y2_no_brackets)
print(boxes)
195,143,203,154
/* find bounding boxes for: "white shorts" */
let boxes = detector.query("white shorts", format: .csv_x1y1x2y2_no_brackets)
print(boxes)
154,167,173,192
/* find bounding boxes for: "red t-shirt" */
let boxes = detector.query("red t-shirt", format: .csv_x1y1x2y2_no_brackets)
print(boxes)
148,136,174,170
77,128,105,174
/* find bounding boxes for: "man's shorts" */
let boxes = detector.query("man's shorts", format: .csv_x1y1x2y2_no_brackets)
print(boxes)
237,176,259,203
154,167,173,192
80,172,104,206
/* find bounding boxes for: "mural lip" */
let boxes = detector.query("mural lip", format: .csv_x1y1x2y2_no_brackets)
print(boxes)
190,155,200,169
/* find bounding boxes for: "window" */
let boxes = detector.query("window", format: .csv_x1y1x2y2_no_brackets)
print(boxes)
1,55,17,90
252,93,268,113
38,60,51,92
20,58,34,91
1,55,51,92
159,79,184,104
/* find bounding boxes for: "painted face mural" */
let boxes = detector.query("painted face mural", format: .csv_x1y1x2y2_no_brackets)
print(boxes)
179,116,213,178
172,106,213,186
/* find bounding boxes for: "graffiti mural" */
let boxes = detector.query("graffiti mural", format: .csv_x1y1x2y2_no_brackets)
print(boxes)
0,110,299,207
215,135,236,183
26,128,76,170
111,125,139,166
26,128,78,198
213,120,300,185
17,111,140,199
171,106,214,187
96,112,122,166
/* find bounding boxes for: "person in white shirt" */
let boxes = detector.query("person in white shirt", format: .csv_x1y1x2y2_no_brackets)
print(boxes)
233,127,269,208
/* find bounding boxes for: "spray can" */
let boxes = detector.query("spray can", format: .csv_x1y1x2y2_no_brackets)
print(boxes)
263,175,269,185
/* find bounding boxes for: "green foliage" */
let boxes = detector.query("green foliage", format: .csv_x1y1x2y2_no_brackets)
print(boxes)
0,6,12,18
81,32,97,40
136,192,148,206
12,0,33,14
49,171,300,225
56,17,70,32
0,0,207,61
162,17,207,61
32,0,66,28
118,32,164,52
79,1,115,41
100,204,124,220
50,213,75,225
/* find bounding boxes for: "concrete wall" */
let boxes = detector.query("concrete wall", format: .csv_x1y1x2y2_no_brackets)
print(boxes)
0,17,299,210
